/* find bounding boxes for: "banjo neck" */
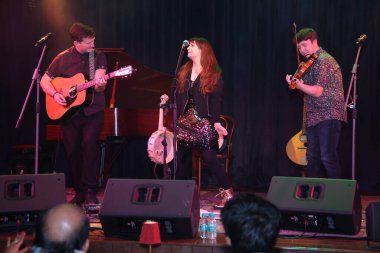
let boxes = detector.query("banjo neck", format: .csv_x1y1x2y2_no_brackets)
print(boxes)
158,94,169,130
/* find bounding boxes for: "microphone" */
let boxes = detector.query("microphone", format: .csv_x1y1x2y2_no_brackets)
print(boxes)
356,34,367,45
182,40,189,48
34,32,53,47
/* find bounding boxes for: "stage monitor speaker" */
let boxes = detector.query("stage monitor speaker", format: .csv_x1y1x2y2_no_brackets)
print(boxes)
267,176,361,235
366,202,380,242
0,173,66,231
99,179,200,240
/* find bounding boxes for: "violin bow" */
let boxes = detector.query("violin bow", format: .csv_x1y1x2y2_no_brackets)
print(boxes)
292,22,301,66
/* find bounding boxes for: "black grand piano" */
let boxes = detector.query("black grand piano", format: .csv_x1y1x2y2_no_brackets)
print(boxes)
46,48,174,181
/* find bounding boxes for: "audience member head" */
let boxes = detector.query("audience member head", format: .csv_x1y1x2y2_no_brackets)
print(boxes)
221,193,281,253
32,203,90,253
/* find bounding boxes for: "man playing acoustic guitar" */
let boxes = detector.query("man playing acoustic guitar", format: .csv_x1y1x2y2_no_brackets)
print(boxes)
41,22,107,205
285,28,345,179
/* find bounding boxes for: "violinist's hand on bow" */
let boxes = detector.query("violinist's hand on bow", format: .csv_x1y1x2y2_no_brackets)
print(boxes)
285,74,293,85
214,122,228,136
285,74,303,89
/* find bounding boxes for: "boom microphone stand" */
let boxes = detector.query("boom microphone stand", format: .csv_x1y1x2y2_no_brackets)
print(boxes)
15,33,53,174
343,34,367,180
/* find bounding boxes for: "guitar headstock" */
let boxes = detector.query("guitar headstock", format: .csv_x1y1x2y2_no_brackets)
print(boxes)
114,65,135,77
160,94,169,105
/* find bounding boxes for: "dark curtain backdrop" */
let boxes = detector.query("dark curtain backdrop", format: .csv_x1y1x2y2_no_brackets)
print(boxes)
1,0,379,192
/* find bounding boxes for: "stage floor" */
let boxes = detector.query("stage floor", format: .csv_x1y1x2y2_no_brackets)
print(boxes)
78,188,380,253
1,188,380,253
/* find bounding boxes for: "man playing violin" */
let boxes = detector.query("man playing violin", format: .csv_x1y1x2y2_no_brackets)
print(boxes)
285,28,345,178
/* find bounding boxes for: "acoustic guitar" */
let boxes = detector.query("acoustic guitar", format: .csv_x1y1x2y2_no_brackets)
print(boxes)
286,107,307,166
286,130,307,166
46,66,133,120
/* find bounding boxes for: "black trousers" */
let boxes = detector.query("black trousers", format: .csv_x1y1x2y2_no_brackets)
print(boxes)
306,119,342,178
62,111,103,192
176,146,231,189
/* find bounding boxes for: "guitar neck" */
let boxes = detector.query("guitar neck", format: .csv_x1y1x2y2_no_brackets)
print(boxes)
77,72,115,92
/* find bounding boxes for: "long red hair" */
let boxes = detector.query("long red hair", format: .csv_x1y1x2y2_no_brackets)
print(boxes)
177,37,221,94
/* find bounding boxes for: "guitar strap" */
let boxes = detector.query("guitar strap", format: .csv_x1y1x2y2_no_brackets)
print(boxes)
89,51,95,80
79,50,96,116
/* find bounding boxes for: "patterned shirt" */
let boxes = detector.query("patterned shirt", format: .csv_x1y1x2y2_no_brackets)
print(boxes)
302,48,345,127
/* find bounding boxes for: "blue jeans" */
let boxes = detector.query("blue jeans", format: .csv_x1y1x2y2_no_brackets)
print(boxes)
306,119,342,178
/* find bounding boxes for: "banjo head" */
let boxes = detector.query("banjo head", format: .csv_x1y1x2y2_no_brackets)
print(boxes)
147,130,174,164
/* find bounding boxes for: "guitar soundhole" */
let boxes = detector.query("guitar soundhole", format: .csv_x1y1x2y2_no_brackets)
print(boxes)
68,86,78,98
65,96,75,107
300,134,307,144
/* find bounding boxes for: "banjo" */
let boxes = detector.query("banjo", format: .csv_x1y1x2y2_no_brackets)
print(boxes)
147,95,228,164
147,94,174,164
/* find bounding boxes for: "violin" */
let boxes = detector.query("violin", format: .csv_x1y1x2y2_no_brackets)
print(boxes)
289,53,318,90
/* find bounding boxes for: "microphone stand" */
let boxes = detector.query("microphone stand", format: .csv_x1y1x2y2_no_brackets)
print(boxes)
15,43,48,175
159,103,171,180
168,42,188,180
343,40,365,180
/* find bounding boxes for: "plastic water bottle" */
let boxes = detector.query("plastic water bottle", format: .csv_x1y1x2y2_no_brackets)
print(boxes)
199,213,208,239
207,212,217,240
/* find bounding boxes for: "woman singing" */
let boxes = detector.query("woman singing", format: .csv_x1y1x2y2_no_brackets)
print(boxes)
175,37,233,208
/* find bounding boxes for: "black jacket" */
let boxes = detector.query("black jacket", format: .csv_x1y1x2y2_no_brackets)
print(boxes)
176,75,223,124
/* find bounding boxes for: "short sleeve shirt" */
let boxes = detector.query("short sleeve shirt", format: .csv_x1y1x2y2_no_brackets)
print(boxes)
302,48,345,127
46,46,107,116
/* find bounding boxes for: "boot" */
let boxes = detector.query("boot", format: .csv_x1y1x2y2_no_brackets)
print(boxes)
70,191,85,206
84,189,99,205
214,188,234,209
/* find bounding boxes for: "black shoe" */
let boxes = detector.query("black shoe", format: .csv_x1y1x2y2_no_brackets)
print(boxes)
70,192,85,206
85,189,99,205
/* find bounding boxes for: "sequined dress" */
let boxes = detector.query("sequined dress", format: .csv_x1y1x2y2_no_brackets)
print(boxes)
176,82,218,150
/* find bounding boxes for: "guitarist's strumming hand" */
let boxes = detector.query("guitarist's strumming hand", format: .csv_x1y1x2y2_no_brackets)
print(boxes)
53,92,67,106
41,74,67,106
